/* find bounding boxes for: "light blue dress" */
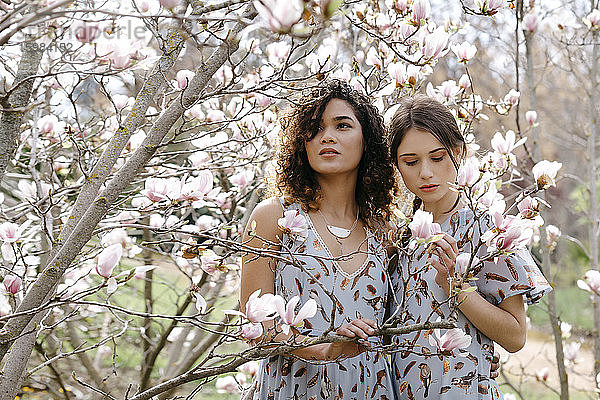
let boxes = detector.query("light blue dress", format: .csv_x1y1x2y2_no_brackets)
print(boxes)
253,200,395,400
390,208,551,399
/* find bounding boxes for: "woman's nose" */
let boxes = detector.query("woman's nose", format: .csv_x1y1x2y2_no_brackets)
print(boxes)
420,160,434,179
320,128,336,143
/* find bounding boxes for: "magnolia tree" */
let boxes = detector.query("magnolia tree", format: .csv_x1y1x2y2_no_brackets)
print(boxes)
0,0,570,398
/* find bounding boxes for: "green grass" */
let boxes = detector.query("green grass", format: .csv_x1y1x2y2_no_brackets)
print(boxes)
527,285,595,332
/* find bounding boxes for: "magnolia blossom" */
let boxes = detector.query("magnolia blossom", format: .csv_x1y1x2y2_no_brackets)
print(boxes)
193,292,207,313
37,114,59,134
564,342,580,363
503,89,520,106
273,295,317,335
491,130,526,155
239,361,260,377
142,178,172,202
215,375,239,394
96,243,123,279
412,0,430,23
532,160,562,189
159,0,179,9
422,27,448,60
253,0,304,33
409,210,442,241
277,210,308,238
525,110,537,126
388,62,407,86
455,253,478,275
394,0,409,12
517,196,540,219
560,321,572,339
437,80,460,100
200,249,221,275
241,322,264,340
482,214,532,253
458,74,470,90
584,9,600,28
176,69,195,90
503,394,517,400
456,157,480,187
428,328,471,355
230,169,255,189
546,224,561,244
0,221,29,261
233,289,277,324
3,275,22,294
577,270,600,296
476,0,506,13
178,171,213,202
523,13,538,33
452,42,477,62
72,21,99,43
535,367,549,382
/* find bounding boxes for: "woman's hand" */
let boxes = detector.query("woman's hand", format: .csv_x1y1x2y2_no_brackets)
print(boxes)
428,233,459,295
324,318,377,360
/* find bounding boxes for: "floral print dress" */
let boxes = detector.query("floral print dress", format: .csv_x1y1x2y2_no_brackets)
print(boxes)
253,201,395,400
390,208,551,400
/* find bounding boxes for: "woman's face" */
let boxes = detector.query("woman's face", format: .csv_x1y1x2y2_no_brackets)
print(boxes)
305,98,364,177
396,127,459,215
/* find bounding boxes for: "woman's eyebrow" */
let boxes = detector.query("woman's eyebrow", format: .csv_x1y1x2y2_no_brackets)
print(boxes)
332,115,355,122
398,147,446,157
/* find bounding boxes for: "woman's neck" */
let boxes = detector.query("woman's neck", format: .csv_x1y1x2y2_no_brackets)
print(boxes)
423,192,462,224
316,173,358,219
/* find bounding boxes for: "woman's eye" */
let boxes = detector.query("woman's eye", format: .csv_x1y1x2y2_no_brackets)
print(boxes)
432,156,445,162
337,123,351,129
405,160,418,166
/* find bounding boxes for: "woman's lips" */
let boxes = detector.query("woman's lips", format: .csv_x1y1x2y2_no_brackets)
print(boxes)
419,184,439,193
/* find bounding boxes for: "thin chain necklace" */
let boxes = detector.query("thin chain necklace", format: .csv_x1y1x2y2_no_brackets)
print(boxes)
318,208,359,239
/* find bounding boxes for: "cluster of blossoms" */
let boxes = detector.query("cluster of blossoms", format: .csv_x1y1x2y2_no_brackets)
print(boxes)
226,289,317,340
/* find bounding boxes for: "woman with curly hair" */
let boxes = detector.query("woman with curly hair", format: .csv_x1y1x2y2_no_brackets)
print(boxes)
240,79,397,399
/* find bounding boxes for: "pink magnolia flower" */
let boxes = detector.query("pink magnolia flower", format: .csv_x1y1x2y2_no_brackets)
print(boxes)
159,0,179,9
458,74,471,90
409,210,442,241
452,42,477,62
273,295,317,335
178,170,213,202
96,243,123,279
455,253,478,275
428,328,472,355
412,0,430,23
239,361,259,377
241,322,264,340
176,69,195,90
253,0,304,33
546,224,561,243
525,110,537,126
73,21,99,43
457,157,480,187
365,47,382,69
229,169,255,189
491,130,527,155
422,27,448,60
277,210,308,238
37,114,59,134
388,62,407,87
584,9,600,28
193,292,207,313
142,178,170,202
564,342,580,363
532,160,562,189
517,196,540,219
394,0,409,12
0,222,23,243
523,13,538,33
577,270,600,296
399,21,417,40
3,275,22,294
476,0,506,13
200,249,221,275
438,80,460,100
535,367,549,382
503,89,520,106
244,289,277,324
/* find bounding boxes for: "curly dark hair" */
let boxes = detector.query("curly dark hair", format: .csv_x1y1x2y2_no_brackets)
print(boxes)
268,79,396,225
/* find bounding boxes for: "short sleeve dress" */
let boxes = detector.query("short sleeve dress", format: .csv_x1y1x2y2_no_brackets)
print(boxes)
253,201,396,400
390,208,551,400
